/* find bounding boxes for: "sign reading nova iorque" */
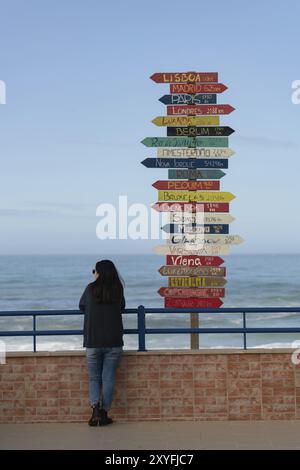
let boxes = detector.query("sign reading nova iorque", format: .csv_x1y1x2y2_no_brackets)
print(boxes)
150,72,218,83
142,158,228,169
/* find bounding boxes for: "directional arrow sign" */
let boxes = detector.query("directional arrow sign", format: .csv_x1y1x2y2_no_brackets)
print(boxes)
159,266,226,277
153,180,220,191
158,148,235,158
158,287,225,298
167,104,235,116
152,116,220,126
160,94,217,105
142,158,228,169
167,126,235,137
165,297,223,308
167,234,243,246
150,72,218,83
152,202,229,212
162,224,229,234
168,277,226,288
152,116,221,127
168,169,226,179
170,213,235,224
170,83,227,94
166,255,224,266
141,137,229,148
158,191,235,202
153,244,230,255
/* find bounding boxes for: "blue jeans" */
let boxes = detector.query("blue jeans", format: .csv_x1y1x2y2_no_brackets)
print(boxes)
86,347,123,410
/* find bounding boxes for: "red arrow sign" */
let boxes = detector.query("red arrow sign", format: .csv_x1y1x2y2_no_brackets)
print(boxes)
152,202,229,213
167,104,235,116
158,287,225,298
170,83,227,94
166,255,224,267
150,72,218,83
165,297,223,308
152,180,220,191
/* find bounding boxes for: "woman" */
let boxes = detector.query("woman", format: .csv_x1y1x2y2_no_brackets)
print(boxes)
79,259,125,426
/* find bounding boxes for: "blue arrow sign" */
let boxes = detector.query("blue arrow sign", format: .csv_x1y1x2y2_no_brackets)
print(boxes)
141,158,228,169
159,94,217,105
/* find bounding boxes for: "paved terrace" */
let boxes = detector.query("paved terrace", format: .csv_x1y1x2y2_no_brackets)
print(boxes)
1,420,300,449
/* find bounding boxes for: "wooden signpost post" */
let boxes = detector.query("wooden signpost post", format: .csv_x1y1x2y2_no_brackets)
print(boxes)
141,71,242,349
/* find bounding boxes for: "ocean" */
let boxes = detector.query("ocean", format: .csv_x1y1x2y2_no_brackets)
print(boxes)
1,254,300,351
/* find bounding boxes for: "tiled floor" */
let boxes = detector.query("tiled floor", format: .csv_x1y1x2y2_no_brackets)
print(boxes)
1,420,300,449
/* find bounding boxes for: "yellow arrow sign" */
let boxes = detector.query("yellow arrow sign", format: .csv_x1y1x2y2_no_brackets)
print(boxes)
158,191,236,202
157,148,235,158
152,116,220,126
153,244,230,255
168,277,227,287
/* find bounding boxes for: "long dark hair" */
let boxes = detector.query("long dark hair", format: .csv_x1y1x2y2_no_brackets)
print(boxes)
90,259,124,303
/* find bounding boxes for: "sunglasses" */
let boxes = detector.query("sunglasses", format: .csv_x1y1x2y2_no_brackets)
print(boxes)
92,269,96,274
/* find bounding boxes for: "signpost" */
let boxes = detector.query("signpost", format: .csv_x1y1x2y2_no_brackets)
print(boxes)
157,190,235,202
157,148,234,158
159,94,217,105
142,158,229,169
158,266,226,277
162,223,229,234
150,72,218,83
152,116,221,126
165,297,223,308
151,202,230,212
168,169,226,179
153,180,220,190
170,83,227,94
166,126,234,137
168,277,226,287
153,244,231,255
167,104,235,116
141,137,229,148
141,71,242,349
158,287,225,298
166,255,225,266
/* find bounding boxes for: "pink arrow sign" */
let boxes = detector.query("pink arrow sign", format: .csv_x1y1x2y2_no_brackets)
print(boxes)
167,104,235,116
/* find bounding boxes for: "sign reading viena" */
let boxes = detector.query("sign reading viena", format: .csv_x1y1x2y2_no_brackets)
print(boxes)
141,71,243,311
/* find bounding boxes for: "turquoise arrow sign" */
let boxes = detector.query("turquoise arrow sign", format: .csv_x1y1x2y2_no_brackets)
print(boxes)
141,137,229,148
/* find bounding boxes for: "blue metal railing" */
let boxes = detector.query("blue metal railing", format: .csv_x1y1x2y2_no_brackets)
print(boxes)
1,306,300,352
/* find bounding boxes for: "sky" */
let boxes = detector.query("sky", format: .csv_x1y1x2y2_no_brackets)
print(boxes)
0,0,300,254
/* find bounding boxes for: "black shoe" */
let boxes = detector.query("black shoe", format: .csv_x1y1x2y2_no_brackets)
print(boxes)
99,408,113,426
88,404,100,426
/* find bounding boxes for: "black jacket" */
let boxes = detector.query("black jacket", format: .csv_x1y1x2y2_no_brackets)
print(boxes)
79,284,125,348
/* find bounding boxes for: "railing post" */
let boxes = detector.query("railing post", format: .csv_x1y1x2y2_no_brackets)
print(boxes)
137,305,146,352
33,314,37,352
243,311,247,350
